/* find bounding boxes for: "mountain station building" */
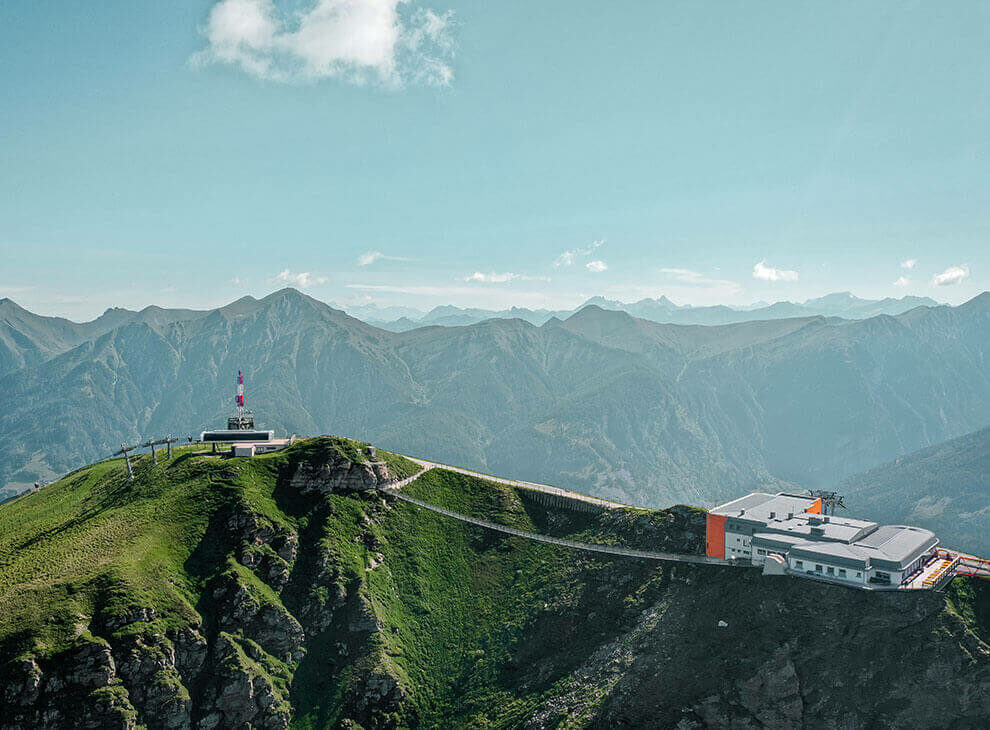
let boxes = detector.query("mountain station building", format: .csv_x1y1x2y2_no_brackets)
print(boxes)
706,492,940,587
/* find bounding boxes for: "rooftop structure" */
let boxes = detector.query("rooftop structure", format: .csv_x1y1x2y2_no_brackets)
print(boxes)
230,437,294,458
707,492,940,588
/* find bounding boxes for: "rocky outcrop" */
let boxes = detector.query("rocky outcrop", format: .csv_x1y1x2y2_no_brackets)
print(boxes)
1,636,138,730
0,497,310,730
210,569,305,664
225,504,298,591
290,455,392,494
195,634,291,730
347,660,407,730
107,630,192,730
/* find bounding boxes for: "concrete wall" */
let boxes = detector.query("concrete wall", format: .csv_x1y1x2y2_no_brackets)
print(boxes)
723,530,752,560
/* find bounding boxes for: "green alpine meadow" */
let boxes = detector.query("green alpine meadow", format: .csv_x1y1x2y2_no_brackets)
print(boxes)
1,437,987,728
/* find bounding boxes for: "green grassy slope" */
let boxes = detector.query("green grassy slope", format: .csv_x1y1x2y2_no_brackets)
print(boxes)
0,439,417,659
1,437,987,730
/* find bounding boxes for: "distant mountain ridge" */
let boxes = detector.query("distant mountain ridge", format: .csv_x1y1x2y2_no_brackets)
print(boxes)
0,297,209,377
837,426,990,556
0,289,986,517
354,292,942,331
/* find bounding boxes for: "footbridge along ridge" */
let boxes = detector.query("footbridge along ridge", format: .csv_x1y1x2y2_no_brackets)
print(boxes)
383,464,750,569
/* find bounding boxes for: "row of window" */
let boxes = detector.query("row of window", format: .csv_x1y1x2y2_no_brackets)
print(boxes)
754,550,865,580
797,560,862,580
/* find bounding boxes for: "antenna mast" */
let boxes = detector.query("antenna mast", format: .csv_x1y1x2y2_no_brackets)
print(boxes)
236,370,245,417
227,370,255,430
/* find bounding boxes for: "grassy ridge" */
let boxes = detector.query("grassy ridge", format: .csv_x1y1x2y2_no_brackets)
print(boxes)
5,437,983,729
0,439,417,660
1,435,663,727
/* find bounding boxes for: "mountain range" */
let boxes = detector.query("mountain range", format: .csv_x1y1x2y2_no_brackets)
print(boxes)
0,292,942,378
348,292,942,331
1,289,987,555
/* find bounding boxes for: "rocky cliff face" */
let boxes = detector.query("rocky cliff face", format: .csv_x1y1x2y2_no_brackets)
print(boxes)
526,572,990,729
1,439,987,729
289,452,393,495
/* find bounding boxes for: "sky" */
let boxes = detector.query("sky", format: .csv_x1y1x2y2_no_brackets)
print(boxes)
1,0,988,320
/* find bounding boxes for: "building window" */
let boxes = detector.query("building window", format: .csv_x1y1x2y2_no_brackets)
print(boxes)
838,569,846,577
815,564,823,572
826,566,834,575
795,560,803,568
757,549,766,556
856,572,861,578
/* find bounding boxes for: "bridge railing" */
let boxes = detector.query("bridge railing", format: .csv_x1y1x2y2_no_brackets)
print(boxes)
386,488,750,568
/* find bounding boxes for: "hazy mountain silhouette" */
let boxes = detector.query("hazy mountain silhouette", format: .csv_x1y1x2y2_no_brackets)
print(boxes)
837,426,990,556
360,292,942,331
1,289,986,512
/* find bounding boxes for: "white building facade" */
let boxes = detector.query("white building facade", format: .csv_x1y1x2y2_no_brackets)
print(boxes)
708,492,939,587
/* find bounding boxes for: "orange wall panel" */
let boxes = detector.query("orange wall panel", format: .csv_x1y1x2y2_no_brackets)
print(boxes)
805,498,822,514
706,513,727,558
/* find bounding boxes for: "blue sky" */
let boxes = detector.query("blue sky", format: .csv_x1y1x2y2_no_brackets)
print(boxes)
1,1,987,319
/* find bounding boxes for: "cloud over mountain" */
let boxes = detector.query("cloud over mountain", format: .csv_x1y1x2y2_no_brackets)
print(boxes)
270,269,327,287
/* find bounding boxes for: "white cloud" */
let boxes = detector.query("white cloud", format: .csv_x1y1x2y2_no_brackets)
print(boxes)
356,250,411,266
752,260,799,282
228,277,248,286
660,268,738,288
932,265,970,286
463,271,550,283
585,260,608,273
901,258,917,269
193,0,455,87
270,269,328,287
357,251,384,266
555,238,605,267
893,276,910,287
465,272,517,283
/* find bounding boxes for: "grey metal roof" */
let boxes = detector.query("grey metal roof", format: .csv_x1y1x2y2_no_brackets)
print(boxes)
751,532,808,551
852,525,939,569
711,492,817,520
789,541,871,569
755,513,877,544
